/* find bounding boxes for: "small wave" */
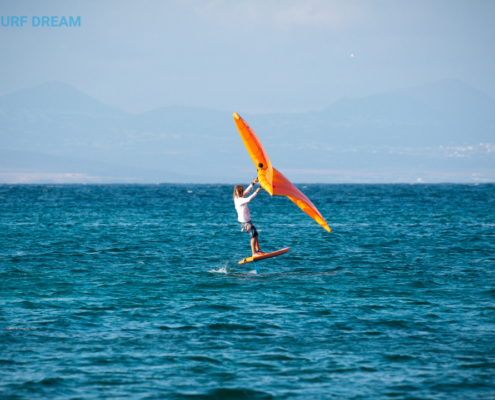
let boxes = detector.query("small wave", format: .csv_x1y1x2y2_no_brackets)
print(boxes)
5,327,37,331
384,354,416,362
186,355,222,364
460,361,495,369
177,387,273,399
207,323,256,332
157,325,197,331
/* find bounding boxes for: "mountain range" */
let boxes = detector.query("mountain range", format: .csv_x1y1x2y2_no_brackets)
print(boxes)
0,80,493,183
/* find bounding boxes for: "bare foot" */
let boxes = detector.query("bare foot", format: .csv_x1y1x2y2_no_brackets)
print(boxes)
255,251,267,257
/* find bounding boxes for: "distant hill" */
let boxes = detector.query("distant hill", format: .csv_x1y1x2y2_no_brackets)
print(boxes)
401,79,495,119
0,148,222,184
0,81,126,116
0,80,494,183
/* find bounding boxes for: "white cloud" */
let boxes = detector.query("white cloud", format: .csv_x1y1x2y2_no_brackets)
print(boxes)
179,0,365,30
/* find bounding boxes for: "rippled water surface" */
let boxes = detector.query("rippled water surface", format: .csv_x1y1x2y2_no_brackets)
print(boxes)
1,184,495,399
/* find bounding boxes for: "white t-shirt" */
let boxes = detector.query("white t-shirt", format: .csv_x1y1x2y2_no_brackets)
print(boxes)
234,184,258,223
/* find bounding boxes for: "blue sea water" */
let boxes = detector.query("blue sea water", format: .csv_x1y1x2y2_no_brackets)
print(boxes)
1,183,495,399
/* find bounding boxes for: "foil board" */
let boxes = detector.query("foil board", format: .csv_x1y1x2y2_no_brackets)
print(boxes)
238,247,290,265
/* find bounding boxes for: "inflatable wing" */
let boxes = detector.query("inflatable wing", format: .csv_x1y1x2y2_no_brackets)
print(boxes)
233,113,273,195
272,167,331,232
233,113,331,232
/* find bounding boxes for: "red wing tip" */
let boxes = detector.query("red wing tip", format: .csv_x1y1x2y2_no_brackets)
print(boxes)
233,112,240,120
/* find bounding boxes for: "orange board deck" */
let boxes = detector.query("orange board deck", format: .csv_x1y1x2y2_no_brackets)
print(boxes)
238,247,290,265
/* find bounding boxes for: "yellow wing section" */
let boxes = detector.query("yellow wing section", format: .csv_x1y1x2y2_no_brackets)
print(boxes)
233,112,331,233
233,113,273,195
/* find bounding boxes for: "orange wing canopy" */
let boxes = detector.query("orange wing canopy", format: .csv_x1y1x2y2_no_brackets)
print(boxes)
233,112,273,195
233,112,331,232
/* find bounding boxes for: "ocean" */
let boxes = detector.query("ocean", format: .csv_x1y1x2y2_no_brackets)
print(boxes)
1,183,494,399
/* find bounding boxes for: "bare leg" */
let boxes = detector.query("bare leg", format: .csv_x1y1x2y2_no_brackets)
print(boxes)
250,237,257,256
253,235,266,256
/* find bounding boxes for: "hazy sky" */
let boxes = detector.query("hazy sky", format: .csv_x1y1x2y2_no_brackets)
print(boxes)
1,0,494,113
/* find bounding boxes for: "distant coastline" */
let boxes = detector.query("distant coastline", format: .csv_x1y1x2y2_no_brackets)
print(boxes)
1,80,494,184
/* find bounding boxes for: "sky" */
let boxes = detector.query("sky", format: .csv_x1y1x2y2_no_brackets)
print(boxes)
1,0,494,114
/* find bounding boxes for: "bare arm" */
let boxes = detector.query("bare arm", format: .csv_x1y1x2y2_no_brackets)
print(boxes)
243,183,253,196
237,188,261,205
243,178,258,197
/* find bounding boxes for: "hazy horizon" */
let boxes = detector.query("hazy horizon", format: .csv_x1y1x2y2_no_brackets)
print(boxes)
1,78,494,184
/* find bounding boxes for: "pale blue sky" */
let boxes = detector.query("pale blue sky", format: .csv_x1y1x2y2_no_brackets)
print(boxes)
1,0,494,113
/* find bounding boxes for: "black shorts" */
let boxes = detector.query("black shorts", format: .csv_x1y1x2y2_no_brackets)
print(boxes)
240,221,258,238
